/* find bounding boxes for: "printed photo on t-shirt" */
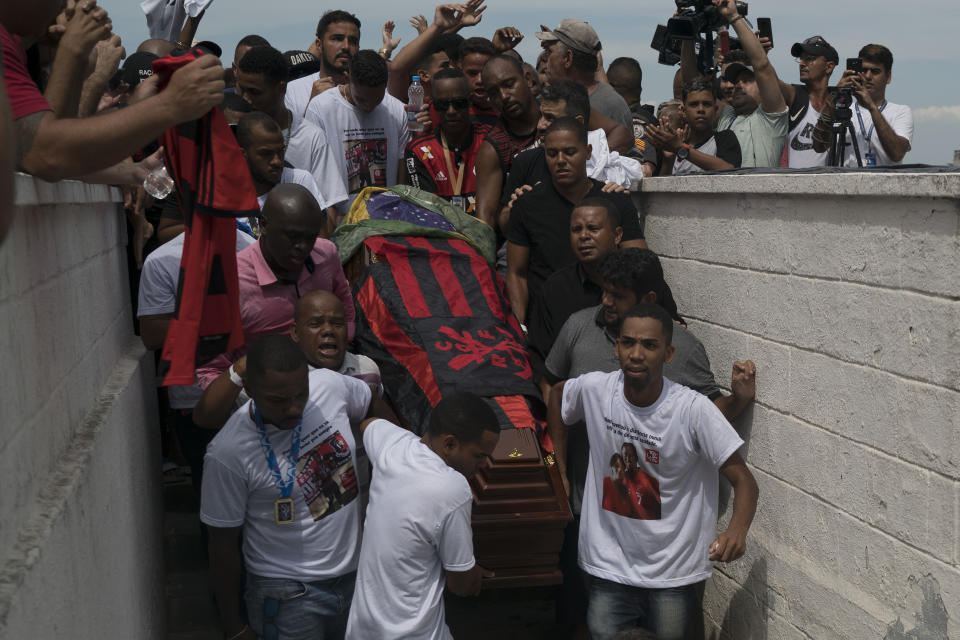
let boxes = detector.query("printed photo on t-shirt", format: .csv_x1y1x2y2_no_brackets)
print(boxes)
296,429,358,520
601,442,661,520
344,138,387,193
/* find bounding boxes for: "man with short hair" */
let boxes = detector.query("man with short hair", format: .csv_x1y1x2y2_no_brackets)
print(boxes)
231,34,270,83
548,303,759,640
413,38,455,100
537,19,633,134
702,0,788,167
156,112,324,243
606,56,658,169
505,118,645,324
346,391,499,639
454,36,501,126
813,43,913,167
526,197,622,375
286,10,362,119
237,45,347,207
306,50,409,214
646,77,741,175
778,36,839,168
202,334,377,640
196,184,355,388
404,68,489,214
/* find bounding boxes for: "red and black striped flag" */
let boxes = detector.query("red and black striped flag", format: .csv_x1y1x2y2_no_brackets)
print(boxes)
354,235,543,434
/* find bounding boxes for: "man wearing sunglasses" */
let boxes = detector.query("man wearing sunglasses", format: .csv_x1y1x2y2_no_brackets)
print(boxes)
776,36,839,168
403,68,490,214
814,44,913,167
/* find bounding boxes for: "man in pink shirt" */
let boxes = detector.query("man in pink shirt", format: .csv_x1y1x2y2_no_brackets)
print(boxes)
197,184,354,387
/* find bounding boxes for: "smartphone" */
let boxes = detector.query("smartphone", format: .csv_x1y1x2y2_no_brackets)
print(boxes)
756,18,773,47
846,57,863,72
718,30,730,57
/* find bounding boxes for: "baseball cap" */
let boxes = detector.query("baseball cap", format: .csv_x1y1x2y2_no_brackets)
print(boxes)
115,51,158,89
284,50,323,81
723,61,755,83
535,19,601,55
790,36,839,64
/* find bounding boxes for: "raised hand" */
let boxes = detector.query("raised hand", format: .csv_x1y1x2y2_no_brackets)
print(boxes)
409,14,428,34
381,20,401,53
492,26,523,52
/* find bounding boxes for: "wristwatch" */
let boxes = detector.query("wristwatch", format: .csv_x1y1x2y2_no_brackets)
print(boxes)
676,143,691,161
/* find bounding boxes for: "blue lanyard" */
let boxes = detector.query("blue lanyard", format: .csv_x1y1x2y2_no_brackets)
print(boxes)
855,101,887,149
253,404,302,499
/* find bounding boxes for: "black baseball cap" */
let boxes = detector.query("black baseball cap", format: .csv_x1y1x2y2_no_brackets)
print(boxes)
790,36,839,64
111,51,158,90
284,50,324,81
722,61,754,83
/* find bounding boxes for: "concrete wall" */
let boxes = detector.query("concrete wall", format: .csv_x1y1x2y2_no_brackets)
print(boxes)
639,172,960,640
0,175,164,639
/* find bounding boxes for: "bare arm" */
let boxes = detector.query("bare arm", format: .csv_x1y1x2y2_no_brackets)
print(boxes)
709,451,759,562
157,218,185,245
208,526,255,640
79,35,125,117
175,11,204,48
718,1,785,114
588,107,632,155
679,40,701,85
193,357,246,429
712,360,756,422
546,380,570,494
505,241,530,324
17,56,225,181
139,314,171,351
445,565,492,596
80,148,162,185
45,3,111,117
473,140,501,229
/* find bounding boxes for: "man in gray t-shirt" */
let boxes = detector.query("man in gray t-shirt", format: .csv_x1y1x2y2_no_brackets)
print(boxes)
536,19,633,133
544,249,756,512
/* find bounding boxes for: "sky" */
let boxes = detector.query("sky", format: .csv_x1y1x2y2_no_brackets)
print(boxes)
104,0,959,165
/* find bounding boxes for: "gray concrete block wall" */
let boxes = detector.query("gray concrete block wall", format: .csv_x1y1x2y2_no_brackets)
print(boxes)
639,172,960,640
0,176,163,639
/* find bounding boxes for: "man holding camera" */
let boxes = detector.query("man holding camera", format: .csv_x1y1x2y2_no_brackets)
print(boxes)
702,0,788,168
813,44,913,167
777,36,838,168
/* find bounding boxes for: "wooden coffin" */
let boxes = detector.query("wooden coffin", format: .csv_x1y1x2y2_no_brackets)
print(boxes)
470,427,573,589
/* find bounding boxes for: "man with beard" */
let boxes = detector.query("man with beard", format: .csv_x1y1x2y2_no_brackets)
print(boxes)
403,68,489,214
286,10,361,120
237,45,347,212
777,36,839,168
700,0,788,167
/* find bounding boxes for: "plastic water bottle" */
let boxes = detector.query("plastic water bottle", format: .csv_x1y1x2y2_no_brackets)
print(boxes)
407,76,424,132
143,164,175,199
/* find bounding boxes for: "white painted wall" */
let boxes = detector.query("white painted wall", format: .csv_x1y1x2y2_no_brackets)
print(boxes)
0,175,163,639
639,172,960,640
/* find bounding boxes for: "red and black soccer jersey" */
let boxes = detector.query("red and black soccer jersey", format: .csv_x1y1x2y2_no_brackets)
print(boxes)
484,122,538,175
403,123,490,216
152,46,260,386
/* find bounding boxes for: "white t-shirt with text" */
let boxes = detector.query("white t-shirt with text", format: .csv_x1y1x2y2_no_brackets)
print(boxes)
787,100,829,168
346,420,475,640
562,372,743,589
200,368,371,580
305,86,410,208
283,118,349,209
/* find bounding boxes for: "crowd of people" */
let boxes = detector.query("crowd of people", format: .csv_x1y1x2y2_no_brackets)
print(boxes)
1,0,915,637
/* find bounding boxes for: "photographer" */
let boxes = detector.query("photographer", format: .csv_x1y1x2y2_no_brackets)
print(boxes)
812,44,912,166
688,0,787,168
778,36,839,168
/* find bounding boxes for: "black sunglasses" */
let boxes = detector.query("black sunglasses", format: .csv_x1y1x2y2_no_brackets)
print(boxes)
434,98,471,111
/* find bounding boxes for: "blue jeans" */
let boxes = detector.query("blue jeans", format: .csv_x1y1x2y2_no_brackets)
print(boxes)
587,576,701,640
245,571,356,640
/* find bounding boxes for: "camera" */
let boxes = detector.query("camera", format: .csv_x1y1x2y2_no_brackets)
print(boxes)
667,0,748,40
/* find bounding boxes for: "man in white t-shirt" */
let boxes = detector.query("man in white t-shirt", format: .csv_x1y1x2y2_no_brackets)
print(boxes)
704,0,788,168
237,45,348,211
346,391,500,640
813,43,913,167
548,303,759,640
305,49,409,219
201,334,378,640
777,35,840,168
286,10,361,123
